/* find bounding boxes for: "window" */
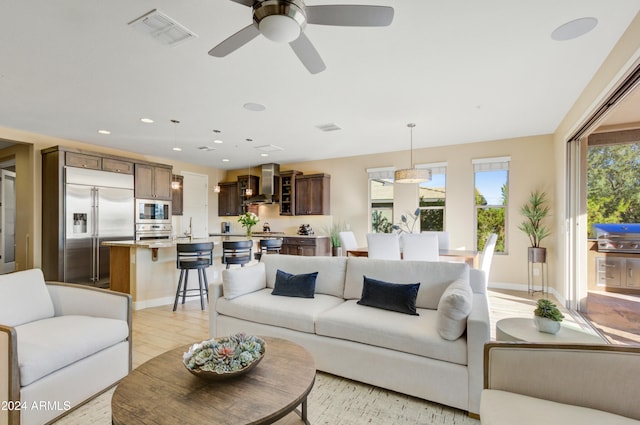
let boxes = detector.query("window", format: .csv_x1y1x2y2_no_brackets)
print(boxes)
368,167,394,233
473,157,509,253
417,163,446,231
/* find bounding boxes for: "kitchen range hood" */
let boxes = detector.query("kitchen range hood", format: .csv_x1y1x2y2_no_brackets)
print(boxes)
246,163,280,204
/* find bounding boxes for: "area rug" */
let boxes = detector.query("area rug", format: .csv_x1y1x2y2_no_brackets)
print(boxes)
54,372,478,425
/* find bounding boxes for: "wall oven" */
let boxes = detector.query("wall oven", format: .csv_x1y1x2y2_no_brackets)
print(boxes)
136,199,171,224
135,199,172,240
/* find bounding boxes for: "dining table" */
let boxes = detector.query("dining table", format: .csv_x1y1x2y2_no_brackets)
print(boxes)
346,247,479,268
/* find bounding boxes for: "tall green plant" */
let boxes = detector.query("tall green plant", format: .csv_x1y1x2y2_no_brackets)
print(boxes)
518,191,551,248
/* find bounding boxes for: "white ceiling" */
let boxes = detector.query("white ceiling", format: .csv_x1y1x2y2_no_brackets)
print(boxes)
1,1,639,169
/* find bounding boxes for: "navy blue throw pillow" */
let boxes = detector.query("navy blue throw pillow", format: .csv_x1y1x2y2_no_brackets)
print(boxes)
357,276,420,315
271,269,318,298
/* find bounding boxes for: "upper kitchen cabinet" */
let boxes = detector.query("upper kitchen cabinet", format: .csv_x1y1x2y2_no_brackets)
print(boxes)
295,173,330,215
279,170,302,216
64,150,134,174
218,181,240,216
237,175,260,204
135,163,172,200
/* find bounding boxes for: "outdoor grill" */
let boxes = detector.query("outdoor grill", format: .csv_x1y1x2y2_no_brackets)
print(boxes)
594,223,640,253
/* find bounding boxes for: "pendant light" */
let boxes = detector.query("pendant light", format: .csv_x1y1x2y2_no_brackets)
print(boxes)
170,119,182,189
394,123,431,184
245,164,253,196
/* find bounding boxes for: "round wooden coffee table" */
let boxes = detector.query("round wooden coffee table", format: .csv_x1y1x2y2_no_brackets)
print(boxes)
112,337,315,425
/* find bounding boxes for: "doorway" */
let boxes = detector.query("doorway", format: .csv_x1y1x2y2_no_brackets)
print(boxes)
566,63,640,344
0,161,16,274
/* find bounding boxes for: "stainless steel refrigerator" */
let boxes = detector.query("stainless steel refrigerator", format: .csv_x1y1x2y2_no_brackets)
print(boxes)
64,167,134,286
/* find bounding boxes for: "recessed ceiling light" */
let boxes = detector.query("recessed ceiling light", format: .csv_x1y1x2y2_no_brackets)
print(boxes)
551,17,598,41
243,102,266,112
140,118,154,124
213,139,223,144
260,153,269,157
173,147,182,151
98,129,111,135
222,158,230,162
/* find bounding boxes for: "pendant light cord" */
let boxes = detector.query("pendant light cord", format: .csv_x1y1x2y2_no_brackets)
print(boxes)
408,123,416,168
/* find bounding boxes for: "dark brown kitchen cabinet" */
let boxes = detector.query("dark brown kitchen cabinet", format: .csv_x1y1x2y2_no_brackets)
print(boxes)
281,236,331,256
237,175,260,203
218,181,240,216
279,170,302,215
295,173,330,215
135,163,172,200
171,174,183,216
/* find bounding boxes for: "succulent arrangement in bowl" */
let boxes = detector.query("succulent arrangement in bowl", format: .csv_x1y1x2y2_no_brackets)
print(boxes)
533,299,564,334
183,333,265,380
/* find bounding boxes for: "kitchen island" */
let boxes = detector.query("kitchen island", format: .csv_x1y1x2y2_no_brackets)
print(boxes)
103,234,330,310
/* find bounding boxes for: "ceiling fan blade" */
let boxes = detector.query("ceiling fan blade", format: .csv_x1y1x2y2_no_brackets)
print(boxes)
229,0,254,7
289,33,326,74
208,24,260,57
306,5,394,27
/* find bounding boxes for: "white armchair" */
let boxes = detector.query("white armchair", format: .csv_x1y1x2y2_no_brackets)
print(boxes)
0,269,131,425
482,342,640,424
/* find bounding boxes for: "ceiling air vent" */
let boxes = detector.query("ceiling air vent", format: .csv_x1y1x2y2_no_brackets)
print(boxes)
254,144,284,152
128,9,197,47
316,123,342,132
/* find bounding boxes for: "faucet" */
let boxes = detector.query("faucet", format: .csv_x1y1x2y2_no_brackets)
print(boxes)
184,217,193,241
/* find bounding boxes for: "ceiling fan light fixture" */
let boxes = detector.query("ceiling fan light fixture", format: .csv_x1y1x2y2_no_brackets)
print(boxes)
259,15,301,42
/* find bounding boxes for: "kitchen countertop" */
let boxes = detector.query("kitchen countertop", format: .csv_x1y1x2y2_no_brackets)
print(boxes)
103,234,330,249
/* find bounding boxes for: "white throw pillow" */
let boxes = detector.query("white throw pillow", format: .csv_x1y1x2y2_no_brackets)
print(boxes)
436,278,473,340
222,263,267,300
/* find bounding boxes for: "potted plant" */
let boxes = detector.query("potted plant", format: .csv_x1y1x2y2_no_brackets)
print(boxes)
518,190,551,263
326,223,342,256
533,298,564,334
238,212,259,237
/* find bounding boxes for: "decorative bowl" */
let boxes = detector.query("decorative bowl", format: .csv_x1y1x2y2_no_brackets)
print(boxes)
183,333,266,380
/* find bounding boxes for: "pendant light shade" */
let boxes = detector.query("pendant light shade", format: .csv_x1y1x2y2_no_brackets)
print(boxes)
394,123,431,184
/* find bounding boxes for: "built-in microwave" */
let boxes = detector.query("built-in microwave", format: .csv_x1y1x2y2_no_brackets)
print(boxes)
135,199,172,224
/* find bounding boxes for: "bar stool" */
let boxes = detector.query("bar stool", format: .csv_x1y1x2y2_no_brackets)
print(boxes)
222,240,253,269
255,239,283,261
173,242,213,311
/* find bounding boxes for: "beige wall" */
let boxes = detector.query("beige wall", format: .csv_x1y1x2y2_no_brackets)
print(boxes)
278,134,555,289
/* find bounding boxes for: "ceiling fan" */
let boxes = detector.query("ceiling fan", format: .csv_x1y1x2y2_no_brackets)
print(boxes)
208,0,394,74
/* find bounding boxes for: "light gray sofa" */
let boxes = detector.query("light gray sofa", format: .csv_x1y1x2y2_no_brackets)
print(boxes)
0,269,131,425
481,342,640,425
209,254,490,415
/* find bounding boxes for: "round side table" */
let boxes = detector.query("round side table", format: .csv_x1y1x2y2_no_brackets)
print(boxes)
496,317,605,343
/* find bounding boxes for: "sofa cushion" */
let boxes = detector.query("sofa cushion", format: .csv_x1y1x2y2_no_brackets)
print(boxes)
272,269,318,298
357,276,420,315
480,390,640,425
315,300,468,365
222,262,266,300
16,315,129,386
216,288,344,334
0,269,54,327
344,258,469,310
263,255,346,298
437,278,473,340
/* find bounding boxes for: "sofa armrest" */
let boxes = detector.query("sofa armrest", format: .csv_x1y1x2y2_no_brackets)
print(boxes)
484,342,640,421
208,281,224,338
466,292,490,415
0,325,20,425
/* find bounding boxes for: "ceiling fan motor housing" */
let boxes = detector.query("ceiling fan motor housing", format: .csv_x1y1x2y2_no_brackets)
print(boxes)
253,0,307,42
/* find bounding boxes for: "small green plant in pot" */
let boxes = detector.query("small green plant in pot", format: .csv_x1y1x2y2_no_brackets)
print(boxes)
325,223,342,256
533,298,564,334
